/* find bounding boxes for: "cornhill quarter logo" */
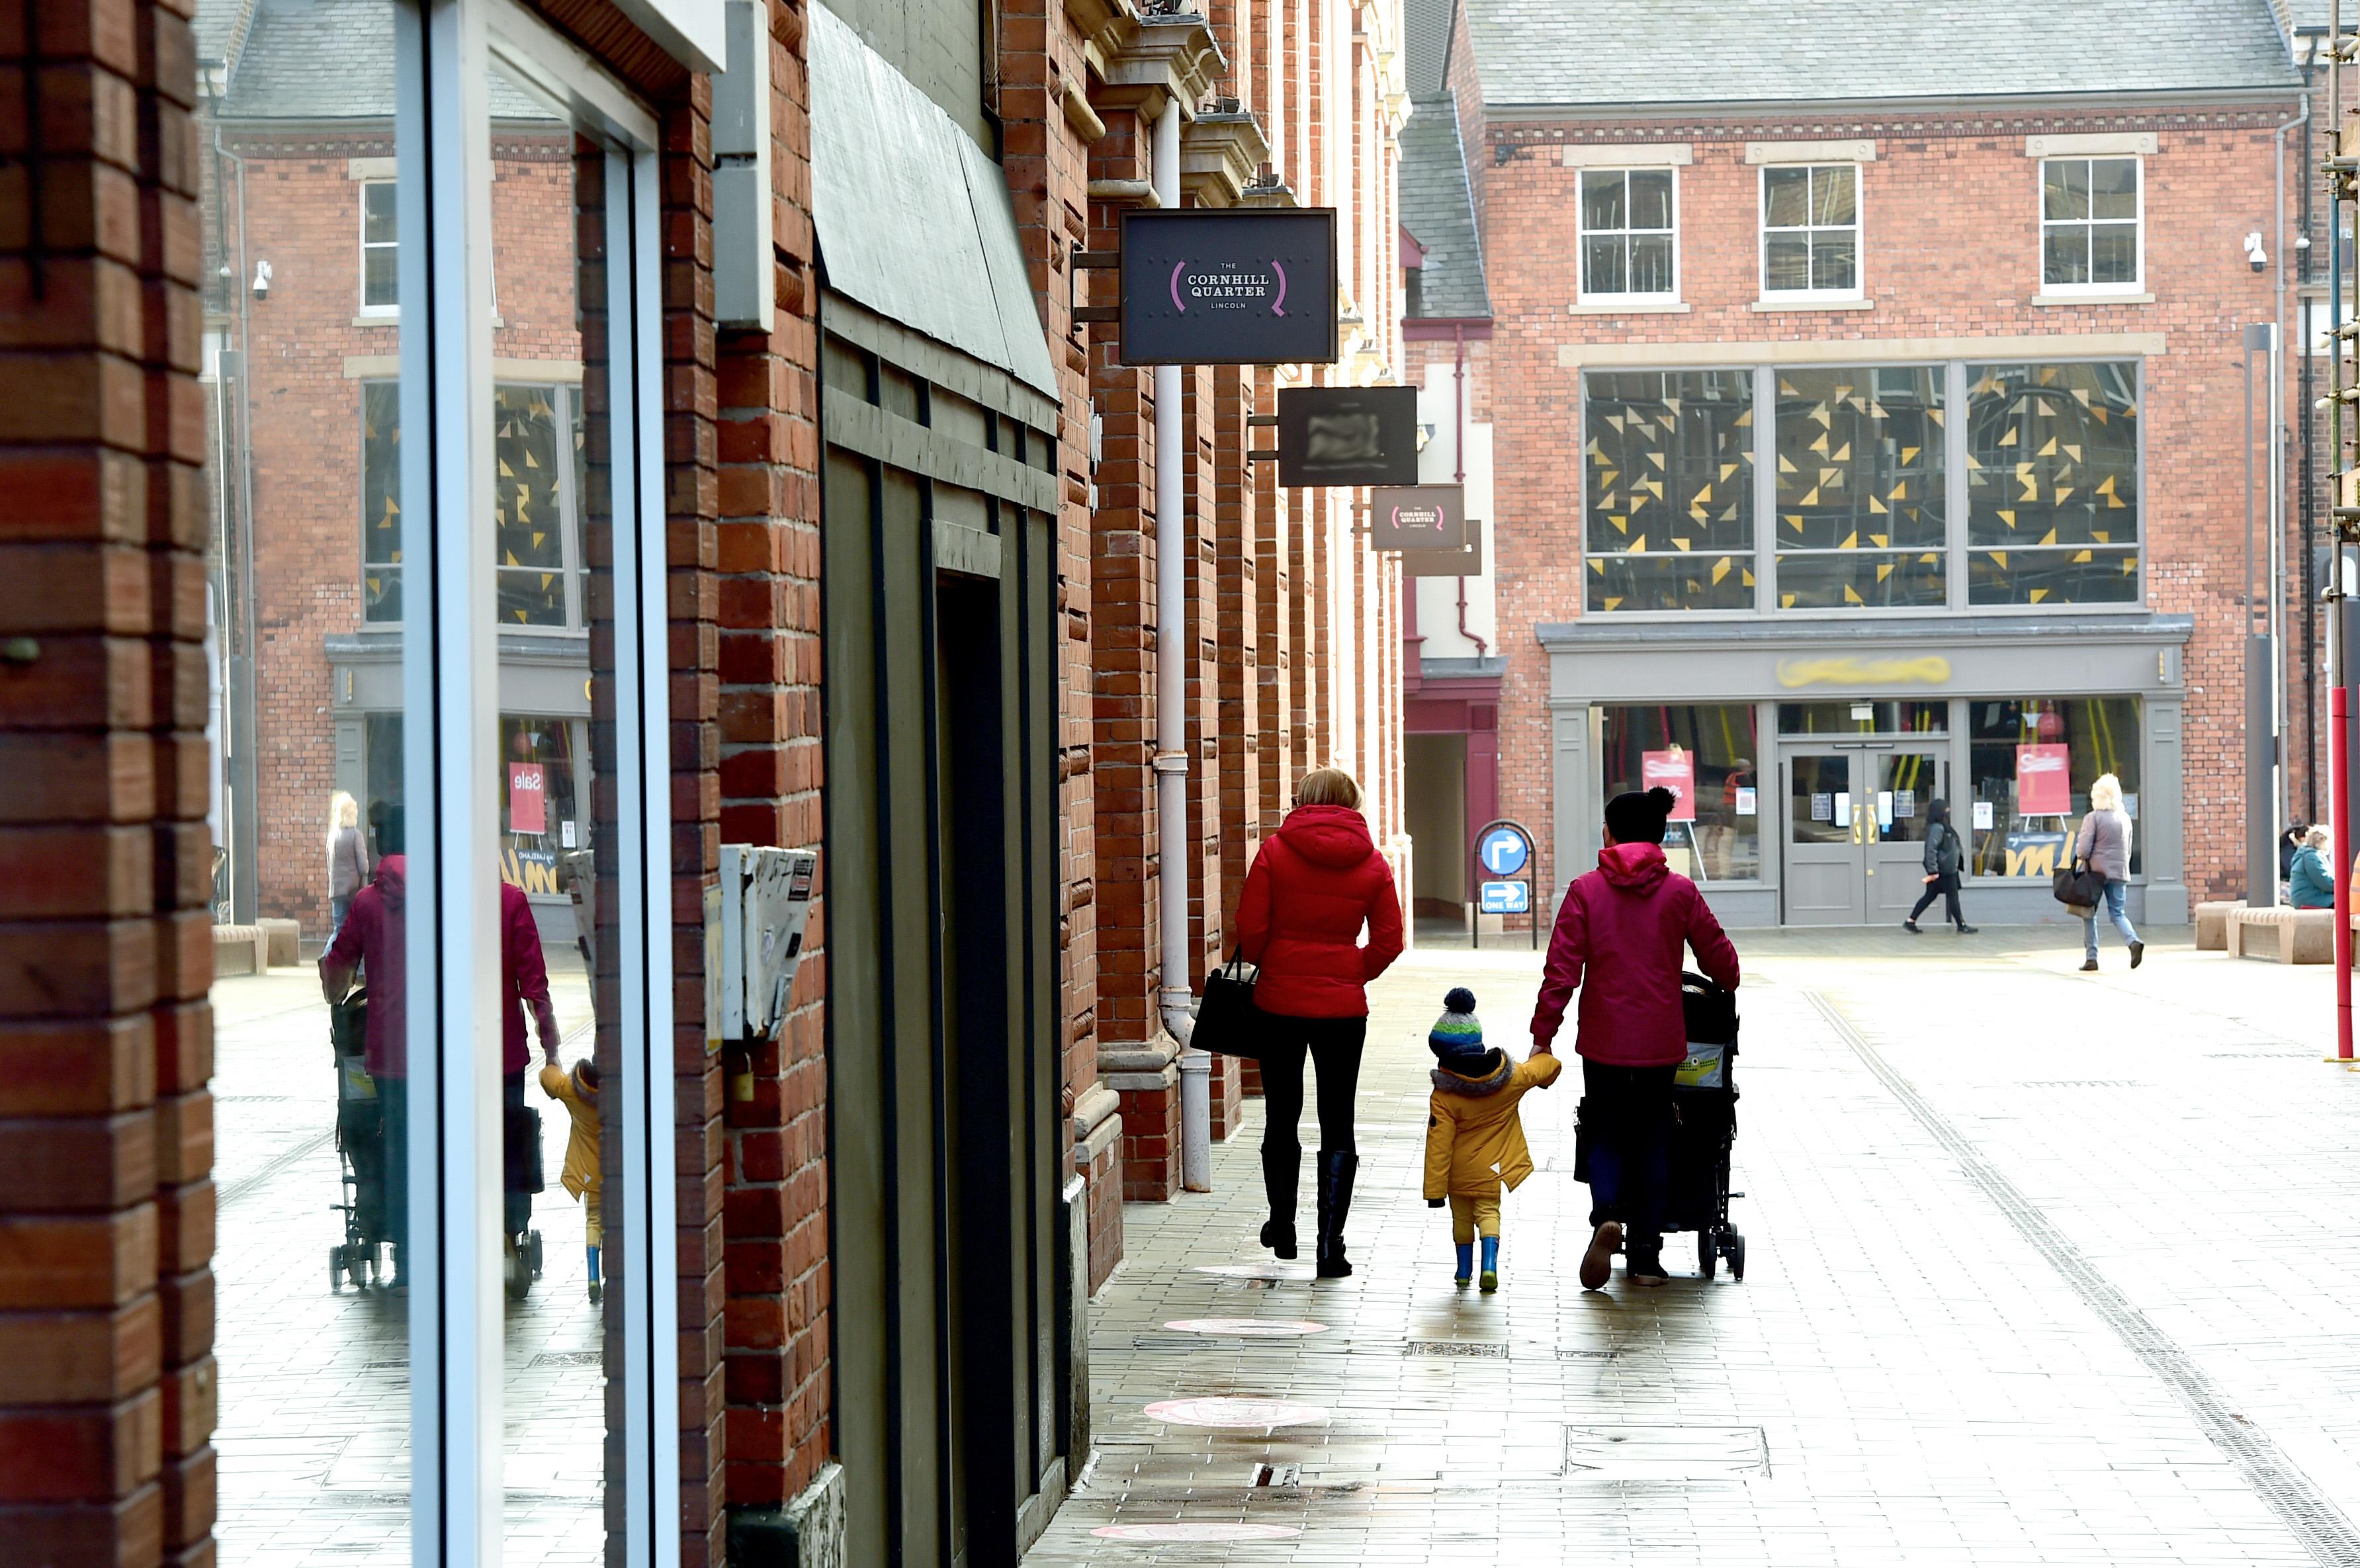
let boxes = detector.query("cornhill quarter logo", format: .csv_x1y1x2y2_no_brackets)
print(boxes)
1171,258,1289,315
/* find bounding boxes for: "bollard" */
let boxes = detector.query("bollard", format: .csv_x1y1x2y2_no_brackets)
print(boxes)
1178,1047,1213,1192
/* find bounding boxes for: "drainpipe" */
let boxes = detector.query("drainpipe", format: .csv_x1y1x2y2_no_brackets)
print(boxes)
1450,322,1487,658
2276,95,2309,827
1156,99,1211,1193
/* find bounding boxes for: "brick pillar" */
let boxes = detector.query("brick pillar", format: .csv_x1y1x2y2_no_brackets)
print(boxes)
0,0,216,1563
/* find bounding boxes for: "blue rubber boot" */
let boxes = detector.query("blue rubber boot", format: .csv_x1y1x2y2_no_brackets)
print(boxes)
1479,1236,1500,1293
587,1244,603,1304
1454,1241,1473,1287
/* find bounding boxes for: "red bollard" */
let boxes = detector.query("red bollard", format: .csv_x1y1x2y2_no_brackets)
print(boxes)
2337,689,2353,1061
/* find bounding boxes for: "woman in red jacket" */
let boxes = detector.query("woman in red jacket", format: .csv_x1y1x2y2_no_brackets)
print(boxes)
1234,767,1405,1276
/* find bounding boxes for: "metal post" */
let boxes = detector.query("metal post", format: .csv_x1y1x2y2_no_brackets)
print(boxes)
2336,687,2353,1057
2248,326,2280,906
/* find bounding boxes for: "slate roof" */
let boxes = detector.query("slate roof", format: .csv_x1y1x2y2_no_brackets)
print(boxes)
1462,0,2302,112
1401,0,1454,99
1400,95,1491,320
211,0,548,120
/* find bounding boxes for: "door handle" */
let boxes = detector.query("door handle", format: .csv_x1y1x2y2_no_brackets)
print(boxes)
1851,806,1863,846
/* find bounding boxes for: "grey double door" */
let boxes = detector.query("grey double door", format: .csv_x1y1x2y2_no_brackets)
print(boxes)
1781,743,1948,925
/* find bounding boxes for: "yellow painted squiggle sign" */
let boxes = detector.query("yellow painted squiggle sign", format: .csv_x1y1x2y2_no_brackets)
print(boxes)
1774,656,1952,688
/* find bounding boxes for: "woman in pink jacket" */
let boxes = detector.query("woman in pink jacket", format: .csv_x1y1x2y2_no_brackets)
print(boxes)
1530,786,1739,1290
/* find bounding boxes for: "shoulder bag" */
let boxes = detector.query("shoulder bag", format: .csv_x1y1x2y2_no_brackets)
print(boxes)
2052,857,2107,916
1193,952,1267,1060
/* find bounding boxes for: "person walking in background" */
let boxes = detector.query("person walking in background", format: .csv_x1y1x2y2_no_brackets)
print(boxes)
1235,766,1405,1278
2289,823,2338,910
321,830,410,1289
2075,772,2143,973
1422,987,1561,1292
1903,799,1976,935
1532,786,1740,1290
327,791,368,937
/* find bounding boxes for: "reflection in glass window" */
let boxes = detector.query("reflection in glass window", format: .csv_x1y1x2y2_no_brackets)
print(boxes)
361,380,401,621
1965,697,2142,876
1579,167,1677,298
2041,157,2140,290
1966,362,2138,604
361,179,398,312
1761,164,1858,296
1772,366,1944,609
1601,703,1762,881
1776,701,1948,735
1583,370,1754,611
499,713,579,895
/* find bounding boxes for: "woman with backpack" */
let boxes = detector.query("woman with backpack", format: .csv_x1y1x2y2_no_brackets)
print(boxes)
1902,798,1975,935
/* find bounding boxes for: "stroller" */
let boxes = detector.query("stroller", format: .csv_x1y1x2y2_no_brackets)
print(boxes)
328,986,547,1298
1665,971,1745,1281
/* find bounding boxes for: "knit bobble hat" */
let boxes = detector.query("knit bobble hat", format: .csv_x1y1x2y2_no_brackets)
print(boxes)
1428,986,1486,1064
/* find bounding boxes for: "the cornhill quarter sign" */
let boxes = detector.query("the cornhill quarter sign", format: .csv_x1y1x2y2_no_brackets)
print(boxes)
1118,208,1340,367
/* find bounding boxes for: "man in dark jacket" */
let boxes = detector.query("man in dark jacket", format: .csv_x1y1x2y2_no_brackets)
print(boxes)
1532,786,1740,1289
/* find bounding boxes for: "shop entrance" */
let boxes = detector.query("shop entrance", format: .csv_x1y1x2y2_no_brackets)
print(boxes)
1780,743,1948,924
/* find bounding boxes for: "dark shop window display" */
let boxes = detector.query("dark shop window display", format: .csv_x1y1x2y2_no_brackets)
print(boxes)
1584,370,1755,612
1776,701,1947,736
1600,703,1761,881
1773,366,1945,609
1965,363,2139,605
1965,697,2142,877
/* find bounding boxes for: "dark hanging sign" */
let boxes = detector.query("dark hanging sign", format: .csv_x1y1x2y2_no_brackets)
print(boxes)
1274,384,1418,488
1118,208,1339,367
1399,517,1486,578
1369,485,1465,552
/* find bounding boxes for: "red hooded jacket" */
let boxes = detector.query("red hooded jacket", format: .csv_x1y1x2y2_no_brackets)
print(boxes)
1233,805,1405,1019
1530,842,1740,1067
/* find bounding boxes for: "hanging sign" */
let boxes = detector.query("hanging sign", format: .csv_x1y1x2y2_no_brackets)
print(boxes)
1275,385,1418,487
1369,485,1465,552
509,763,547,836
1119,208,1340,367
1399,517,1486,578
2015,743,2070,815
1641,749,1697,821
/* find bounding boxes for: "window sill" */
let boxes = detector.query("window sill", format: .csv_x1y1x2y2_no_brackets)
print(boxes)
1752,296,1872,312
1569,298,1690,315
2030,291,2153,307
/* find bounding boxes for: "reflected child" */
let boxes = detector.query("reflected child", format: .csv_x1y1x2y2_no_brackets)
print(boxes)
540,1054,605,1303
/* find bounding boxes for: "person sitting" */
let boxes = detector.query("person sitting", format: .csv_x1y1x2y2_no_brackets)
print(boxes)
2289,823,2338,910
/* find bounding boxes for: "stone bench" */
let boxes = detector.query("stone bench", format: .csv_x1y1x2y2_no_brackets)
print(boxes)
2228,906,2336,965
2194,900,2239,951
213,924,263,977
256,917,301,968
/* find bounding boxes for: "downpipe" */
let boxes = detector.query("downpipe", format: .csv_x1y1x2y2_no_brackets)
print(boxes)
1151,100,1213,1192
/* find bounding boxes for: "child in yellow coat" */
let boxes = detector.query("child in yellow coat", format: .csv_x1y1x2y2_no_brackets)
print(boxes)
539,1052,605,1303
1422,988,1561,1291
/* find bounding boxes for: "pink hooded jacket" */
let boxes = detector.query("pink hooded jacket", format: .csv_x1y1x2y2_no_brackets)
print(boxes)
1529,842,1740,1068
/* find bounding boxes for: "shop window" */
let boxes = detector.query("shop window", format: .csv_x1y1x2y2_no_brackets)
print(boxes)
1600,703,1762,881
361,380,402,621
1966,362,2139,605
1965,697,2142,877
1579,167,1678,299
360,178,398,314
1761,164,1859,298
500,715,578,896
1772,366,1945,608
2040,157,2141,292
1776,701,1948,735
1583,370,1755,611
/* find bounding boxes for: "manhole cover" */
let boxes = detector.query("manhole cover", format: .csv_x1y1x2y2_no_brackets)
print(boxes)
1089,1522,1302,1542
1556,1348,1622,1360
529,1351,603,1368
1144,1397,1328,1430
1404,1339,1507,1358
1564,1424,1767,1478
1193,1264,1317,1282
1165,1319,1329,1337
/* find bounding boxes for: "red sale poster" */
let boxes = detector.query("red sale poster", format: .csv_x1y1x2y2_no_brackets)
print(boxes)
2015,744,2070,816
1641,748,1696,820
509,762,547,835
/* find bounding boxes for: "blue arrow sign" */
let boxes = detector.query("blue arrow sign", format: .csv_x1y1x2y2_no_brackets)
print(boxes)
1477,827,1529,878
1479,880,1530,914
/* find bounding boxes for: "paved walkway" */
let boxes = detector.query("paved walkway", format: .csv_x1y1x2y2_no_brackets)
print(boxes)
1027,925,2360,1565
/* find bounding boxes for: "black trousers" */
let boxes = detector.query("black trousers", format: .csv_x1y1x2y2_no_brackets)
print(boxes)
1257,1014,1366,1155
1583,1059,1676,1261
1909,878,1964,926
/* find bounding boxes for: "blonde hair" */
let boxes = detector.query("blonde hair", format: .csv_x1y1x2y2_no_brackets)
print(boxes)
327,790,358,852
1294,767,1363,810
2308,822,2332,849
2088,773,2123,812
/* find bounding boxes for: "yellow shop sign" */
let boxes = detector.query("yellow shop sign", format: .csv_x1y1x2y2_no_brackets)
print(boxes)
1775,655,1952,689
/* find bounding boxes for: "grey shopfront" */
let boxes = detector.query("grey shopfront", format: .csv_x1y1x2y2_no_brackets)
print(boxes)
1540,613,2193,928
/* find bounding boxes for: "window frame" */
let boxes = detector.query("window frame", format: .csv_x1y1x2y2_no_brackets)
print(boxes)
359,177,400,317
1757,161,1864,302
2037,155,2144,297
1576,165,1681,303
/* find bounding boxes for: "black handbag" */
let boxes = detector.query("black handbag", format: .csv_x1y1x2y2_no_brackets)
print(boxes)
1194,953,1266,1060
2052,859,2107,915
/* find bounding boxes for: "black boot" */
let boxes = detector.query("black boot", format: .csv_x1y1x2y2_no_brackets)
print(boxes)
1313,1150,1359,1278
1259,1144,1299,1259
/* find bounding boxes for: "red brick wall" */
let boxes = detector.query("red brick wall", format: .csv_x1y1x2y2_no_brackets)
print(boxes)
1471,109,2300,905
0,2,218,1567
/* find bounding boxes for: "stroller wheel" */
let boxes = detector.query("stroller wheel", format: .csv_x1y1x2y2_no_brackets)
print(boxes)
528,1230,545,1280
1727,1231,1747,1282
330,1248,343,1294
1697,1229,1718,1282
504,1235,533,1302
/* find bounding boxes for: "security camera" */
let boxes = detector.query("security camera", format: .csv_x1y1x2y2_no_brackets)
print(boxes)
251,259,273,300
2245,232,2267,273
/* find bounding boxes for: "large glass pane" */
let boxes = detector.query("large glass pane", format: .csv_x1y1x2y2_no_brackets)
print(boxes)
1764,165,1808,227
1966,697,2143,875
1774,366,1945,607
1966,361,2140,604
1812,232,1857,292
2091,223,2138,284
1581,169,1625,230
2044,158,2089,220
1585,369,1756,610
2089,157,2138,220
1778,701,1948,736
1602,704,1763,879
1630,233,1676,293
1583,234,1626,295
2044,227,2089,285
1765,234,1810,293
1786,753,1851,846
1629,167,1674,230
363,380,402,621
1811,164,1855,224
1873,751,1944,844
363,181,399,309
494,385,570,626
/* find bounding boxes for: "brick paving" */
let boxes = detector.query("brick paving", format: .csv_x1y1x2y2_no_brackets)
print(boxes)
1027,928,2360,1565
209,957,601,1567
